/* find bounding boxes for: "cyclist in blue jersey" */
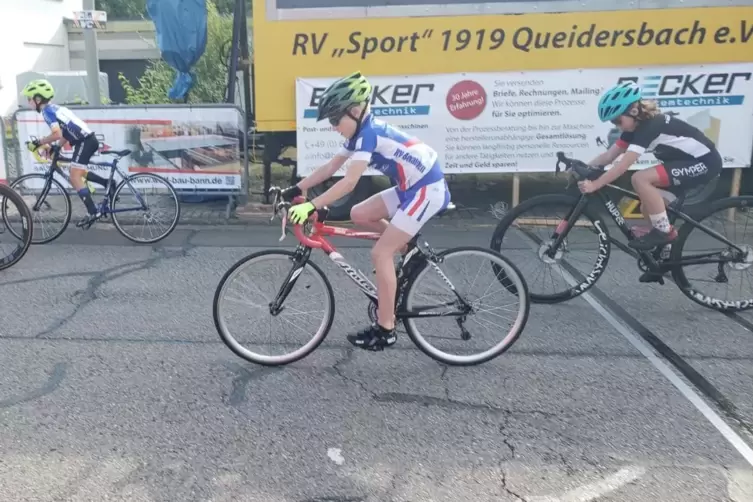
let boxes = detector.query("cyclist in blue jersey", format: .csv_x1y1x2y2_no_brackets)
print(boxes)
22,79,114,228
281,71,451,351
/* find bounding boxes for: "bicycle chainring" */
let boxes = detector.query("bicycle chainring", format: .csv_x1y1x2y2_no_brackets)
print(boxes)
637,257,649,272
367,302,377,324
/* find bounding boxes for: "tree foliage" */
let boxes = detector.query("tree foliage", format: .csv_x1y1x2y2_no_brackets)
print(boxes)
118,0,243,104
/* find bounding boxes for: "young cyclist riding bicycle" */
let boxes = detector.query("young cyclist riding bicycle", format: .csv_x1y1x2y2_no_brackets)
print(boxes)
279,71,451,351
579,81,722,282
22,79,115,228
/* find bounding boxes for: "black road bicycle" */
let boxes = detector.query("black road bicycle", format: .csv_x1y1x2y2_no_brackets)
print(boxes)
0,184,33,270
490,151,753,312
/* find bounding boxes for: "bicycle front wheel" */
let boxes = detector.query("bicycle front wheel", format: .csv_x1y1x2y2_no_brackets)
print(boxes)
111,173,180,244
402,246,530,366
490,193,611,303
5,173,71,244
213,249,335,366
0,185,33,271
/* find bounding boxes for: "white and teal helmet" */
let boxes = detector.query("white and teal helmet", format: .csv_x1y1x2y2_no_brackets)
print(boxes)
597,81,642,122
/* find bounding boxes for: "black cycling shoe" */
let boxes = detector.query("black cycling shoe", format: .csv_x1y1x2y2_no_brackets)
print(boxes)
347,323,397,351
76,212,101,230
639,271,665,284
629,227,678,251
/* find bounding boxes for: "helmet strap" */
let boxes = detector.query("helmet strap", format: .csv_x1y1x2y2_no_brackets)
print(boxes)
346,105,368,139
627,102,641,119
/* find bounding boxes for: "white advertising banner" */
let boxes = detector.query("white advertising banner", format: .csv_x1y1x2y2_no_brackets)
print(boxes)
14,106,244,191
295,63,753,176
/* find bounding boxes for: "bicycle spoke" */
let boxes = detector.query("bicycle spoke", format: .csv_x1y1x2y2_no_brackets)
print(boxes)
404,247,529,365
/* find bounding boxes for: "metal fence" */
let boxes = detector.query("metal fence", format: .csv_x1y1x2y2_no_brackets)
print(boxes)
3,104,249,216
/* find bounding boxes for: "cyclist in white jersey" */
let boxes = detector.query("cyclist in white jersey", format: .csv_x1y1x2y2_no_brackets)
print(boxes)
282,71,451,350
22,79,114,227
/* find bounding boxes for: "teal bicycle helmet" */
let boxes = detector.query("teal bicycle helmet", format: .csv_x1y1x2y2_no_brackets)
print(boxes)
597,81,642,122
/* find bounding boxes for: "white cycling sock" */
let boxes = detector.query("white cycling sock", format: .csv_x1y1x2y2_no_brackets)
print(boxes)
649,212,671,233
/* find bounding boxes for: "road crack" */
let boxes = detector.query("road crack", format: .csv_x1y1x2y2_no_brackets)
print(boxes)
34,230,199,339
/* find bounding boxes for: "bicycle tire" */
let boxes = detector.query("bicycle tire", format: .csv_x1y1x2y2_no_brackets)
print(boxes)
4,174,72,244
0,184,33,271
489,193,611,303
402,246,530,366
671,195,753,312
213,249,336,366
111,173,181,244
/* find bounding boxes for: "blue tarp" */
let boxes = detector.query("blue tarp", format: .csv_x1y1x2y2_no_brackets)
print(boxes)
146,0,208,100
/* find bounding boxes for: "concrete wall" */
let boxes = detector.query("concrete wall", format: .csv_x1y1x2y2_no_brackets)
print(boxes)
67,20,159,71
0,0,83,115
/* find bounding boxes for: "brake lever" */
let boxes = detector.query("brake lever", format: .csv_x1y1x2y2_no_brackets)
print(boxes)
279,210,288,242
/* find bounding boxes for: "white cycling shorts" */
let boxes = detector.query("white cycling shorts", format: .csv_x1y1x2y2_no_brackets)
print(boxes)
379,179,450,236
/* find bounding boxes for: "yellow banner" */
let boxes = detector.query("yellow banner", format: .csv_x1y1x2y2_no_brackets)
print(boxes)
252,4,753,131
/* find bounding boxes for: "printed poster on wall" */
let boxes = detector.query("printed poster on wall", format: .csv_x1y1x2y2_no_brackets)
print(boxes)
295,63,753,176
14,106,245,191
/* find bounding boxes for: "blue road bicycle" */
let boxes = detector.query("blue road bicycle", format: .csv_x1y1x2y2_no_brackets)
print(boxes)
2,142,181,244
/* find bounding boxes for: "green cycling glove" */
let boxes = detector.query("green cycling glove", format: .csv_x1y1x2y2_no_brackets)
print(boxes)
288,201,316,224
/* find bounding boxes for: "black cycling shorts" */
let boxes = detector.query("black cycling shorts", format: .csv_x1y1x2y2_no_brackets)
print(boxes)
70,134,99,167
655,152,722,192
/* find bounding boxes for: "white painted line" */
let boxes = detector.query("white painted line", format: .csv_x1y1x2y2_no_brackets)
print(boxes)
327,447,344,465
528,466,645,502
726,467,753,502
557,265,753,468
512,228,753,467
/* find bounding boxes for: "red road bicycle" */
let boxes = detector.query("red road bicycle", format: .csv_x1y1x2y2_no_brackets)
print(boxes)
212,187,530,366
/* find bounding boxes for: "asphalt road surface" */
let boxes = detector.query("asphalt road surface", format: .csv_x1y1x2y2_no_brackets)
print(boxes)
1,221,753,502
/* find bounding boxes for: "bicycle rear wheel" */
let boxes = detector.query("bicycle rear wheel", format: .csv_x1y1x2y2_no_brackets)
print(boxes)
213,249,335,366
402,246,530,366
671,196,753,312
0,184,33,271
111,173,181,244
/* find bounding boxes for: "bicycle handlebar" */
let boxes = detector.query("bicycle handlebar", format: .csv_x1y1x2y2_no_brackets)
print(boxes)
554,151,605,182
268,186,324,249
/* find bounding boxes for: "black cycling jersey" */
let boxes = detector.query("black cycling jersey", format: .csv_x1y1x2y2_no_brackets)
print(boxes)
616,113,719,163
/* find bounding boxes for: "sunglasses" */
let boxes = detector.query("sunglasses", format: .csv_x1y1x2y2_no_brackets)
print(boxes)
329,114,345,127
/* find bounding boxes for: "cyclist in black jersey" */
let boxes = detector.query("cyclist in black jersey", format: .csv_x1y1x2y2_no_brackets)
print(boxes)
21,79,115,228
580,81,722,257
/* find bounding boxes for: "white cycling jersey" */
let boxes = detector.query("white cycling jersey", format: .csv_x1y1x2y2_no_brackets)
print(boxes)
338,114,443,192
42,104,93,144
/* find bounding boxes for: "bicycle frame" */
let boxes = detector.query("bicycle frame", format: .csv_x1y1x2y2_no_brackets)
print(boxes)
550,184,746,270
36,149,148,215
270,197,471,320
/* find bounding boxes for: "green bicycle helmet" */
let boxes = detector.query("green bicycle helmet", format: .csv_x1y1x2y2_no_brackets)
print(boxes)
22,79,55,100
316,71,372,122
597,81,641,122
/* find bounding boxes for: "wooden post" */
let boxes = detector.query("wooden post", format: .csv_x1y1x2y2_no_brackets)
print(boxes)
728,168,742,222
512,174,520,207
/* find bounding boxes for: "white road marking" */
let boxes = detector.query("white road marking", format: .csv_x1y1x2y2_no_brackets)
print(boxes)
726,467,753,502
528,466,645,502
327,447,344,465
556,262,753,468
